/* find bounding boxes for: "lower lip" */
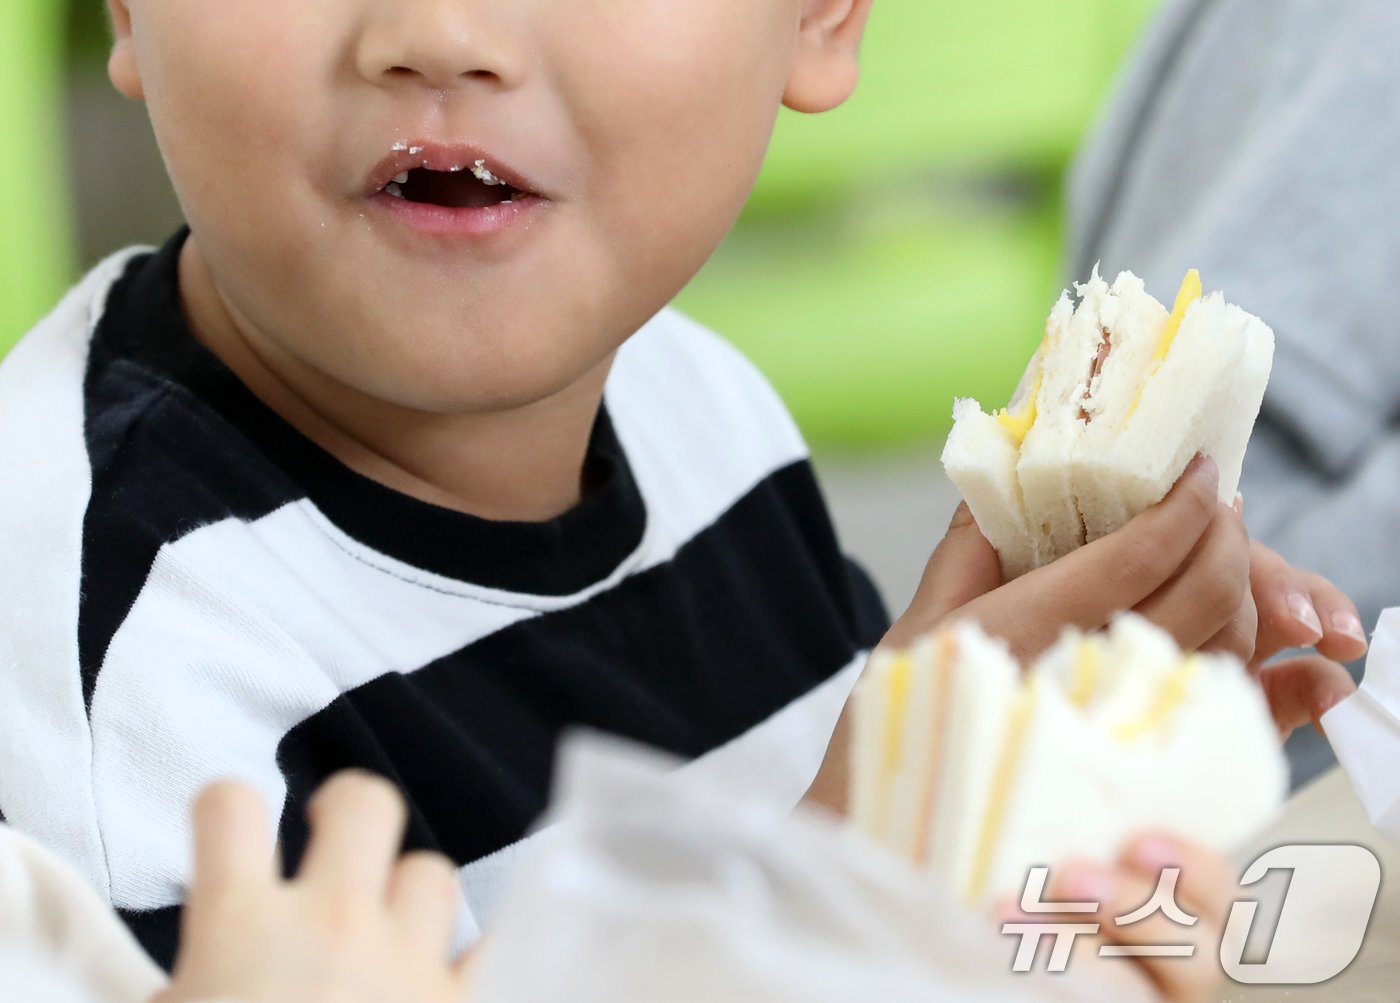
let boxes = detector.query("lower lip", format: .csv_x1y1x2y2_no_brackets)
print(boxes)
367,191,545,237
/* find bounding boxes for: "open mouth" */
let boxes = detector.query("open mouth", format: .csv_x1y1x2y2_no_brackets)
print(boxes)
382,161,529,208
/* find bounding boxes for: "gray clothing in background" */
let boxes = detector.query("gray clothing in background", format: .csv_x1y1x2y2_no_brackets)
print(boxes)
1069,0,1400,785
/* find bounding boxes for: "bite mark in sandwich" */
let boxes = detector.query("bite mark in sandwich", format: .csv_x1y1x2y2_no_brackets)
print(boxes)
941,267,1274,579
994,342,1046,445
1156,268,1203,364
1125,268,1204,420
1078,327,1114,424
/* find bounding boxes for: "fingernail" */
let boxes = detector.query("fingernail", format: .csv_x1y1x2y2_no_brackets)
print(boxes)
1233,492,1245,516
1130,836,1182,874
1288,592,1323,638
1191,455,1220,491
1331,611,1369,646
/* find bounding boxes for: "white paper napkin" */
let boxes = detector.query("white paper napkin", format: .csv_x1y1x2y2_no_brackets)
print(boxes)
1323,608,1400,840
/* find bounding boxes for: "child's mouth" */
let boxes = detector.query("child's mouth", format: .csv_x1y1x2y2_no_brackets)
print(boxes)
383,163,527,208
365,144,547,239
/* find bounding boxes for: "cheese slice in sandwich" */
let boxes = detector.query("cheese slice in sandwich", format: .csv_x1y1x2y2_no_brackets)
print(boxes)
942,269,1275,579
848,615,1287,908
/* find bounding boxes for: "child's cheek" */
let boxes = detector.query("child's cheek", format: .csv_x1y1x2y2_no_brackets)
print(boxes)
134,3,336,227
550,0,797,236
556,0,794,125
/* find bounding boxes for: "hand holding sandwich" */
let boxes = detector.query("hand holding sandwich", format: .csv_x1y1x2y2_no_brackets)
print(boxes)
889,455,1365,701
889,454,1250,659
920,266,1366,707
805,456,1362,815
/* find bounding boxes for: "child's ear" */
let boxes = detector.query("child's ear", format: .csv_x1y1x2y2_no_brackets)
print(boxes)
783,0,875,114
106,0,145,101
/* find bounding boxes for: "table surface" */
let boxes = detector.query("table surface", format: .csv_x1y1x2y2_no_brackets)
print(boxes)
1214,767,1400,1003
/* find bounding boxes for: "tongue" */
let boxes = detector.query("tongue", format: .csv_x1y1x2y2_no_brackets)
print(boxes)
405,169,512,208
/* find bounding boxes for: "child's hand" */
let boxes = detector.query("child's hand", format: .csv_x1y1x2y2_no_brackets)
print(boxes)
156,773,476,1003
890,456,1369,677
888,456,1253,662
1254,653,1356,738
1001,835,1235,1003
1241,548,1362,734
1246,537,1369,667
806,458,1363,811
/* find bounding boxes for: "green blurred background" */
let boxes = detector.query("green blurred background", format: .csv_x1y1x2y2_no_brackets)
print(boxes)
4,0,1158,448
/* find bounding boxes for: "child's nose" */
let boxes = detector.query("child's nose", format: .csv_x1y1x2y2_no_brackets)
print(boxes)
353,0,524,94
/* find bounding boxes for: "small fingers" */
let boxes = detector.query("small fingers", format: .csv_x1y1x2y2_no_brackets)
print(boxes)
1258,655,1357,738
1247,545,1369,666
387,850,462,953
297,771,408,904
1302,571,1370,663
954,458,1222,663
1133,502,1251,655
1199,598,1258,666
189,781,275,906
1249,541,1325,664
1095,455,1222,603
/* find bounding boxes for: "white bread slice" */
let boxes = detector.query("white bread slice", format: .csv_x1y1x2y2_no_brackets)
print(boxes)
851,630,1019,888
1070,271,1171,436
849,615,1287,908
849,646,897,845
1016,276,1110,563
1205,309,1274,509
919,627,1021,895
941,295,1070,580
939,400,1038,579
1073,294,1275,541
884,635,948,860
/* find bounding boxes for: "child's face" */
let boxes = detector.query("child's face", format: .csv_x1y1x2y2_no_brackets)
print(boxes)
108,0,869,413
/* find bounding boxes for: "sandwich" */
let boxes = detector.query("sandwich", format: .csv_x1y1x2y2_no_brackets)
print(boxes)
848,614,1286,907
941,269,1275,579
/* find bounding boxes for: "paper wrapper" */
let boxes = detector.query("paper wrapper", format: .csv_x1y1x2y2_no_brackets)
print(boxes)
1324,608,1400,840
473,735,1149,1003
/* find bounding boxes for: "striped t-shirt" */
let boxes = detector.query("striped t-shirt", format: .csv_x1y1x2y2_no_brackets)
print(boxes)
0,229,888,969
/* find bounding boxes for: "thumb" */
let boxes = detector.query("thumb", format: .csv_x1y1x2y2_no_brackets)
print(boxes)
885,503,1002,648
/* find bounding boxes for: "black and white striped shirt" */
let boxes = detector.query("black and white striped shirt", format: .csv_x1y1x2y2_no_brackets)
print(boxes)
0,229,888,969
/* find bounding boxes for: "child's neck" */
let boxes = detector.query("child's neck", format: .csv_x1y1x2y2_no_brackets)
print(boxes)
177,238,612,524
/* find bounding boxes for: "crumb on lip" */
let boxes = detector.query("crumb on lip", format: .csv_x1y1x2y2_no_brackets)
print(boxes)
471,159,507,186
379,146,523,195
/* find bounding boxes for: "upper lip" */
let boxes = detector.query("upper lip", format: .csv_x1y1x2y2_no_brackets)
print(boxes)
363,141,544,199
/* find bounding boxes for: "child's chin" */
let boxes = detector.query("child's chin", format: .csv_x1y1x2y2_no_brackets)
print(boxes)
375,361,593,417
